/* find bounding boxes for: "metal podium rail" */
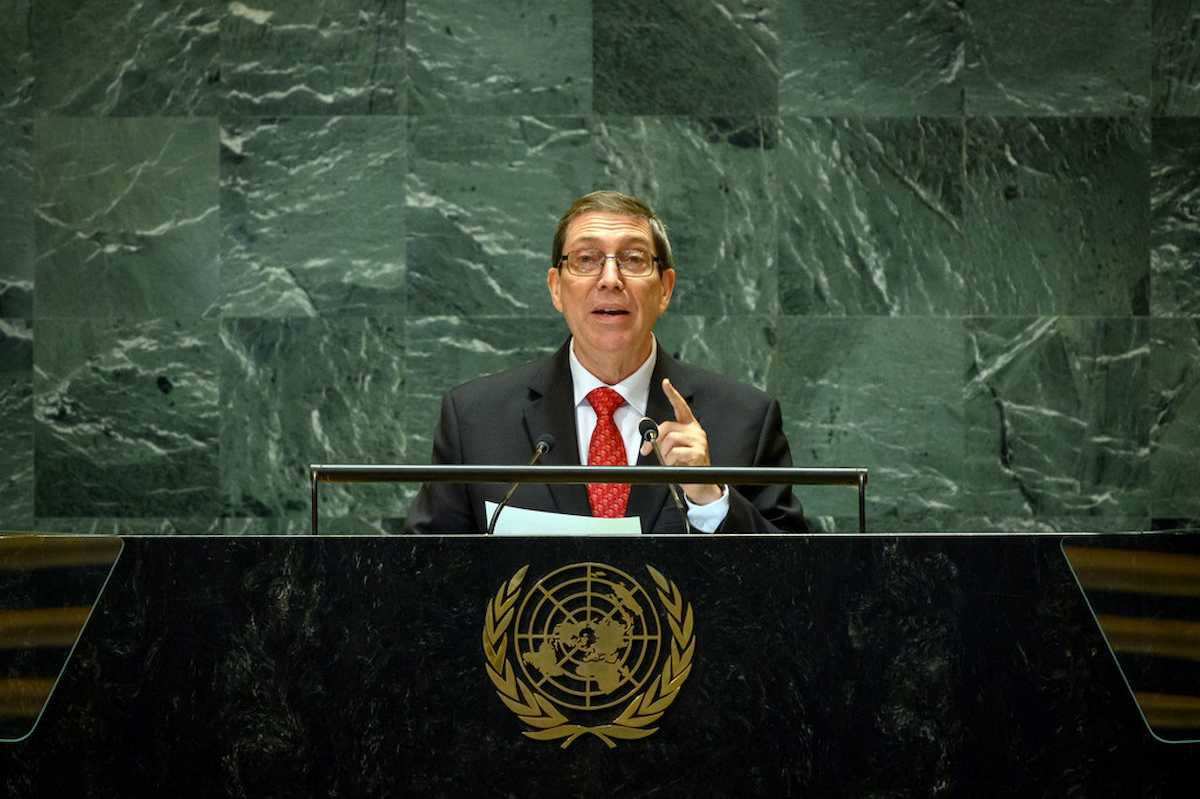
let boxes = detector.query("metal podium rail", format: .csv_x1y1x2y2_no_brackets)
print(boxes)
309,464,869,534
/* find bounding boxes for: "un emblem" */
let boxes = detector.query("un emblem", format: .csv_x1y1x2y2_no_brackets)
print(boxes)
483,562,695,748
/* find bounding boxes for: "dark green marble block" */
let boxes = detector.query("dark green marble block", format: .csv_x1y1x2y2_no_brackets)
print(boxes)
33,118,219,319
221,0,404,115
965,318,1150,531
964,0,1149,115
32,0,219,116
0,0,33,115
0,118,32,318
1150,318,1200,519
780,1,964,116
407,0,591,115
593,0,778,115
34,318,220,518
1152,118,1200,316
220,317,408,529
964,117,1149,316
0,319,33,529
778,117,964,316
220,117,407,317
1153,0,1200,115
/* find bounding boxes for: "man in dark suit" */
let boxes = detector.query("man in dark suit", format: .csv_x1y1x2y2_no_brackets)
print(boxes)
406,191,807,534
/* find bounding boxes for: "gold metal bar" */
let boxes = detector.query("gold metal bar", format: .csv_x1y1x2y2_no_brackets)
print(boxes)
0,607,91,650
0,536,121,572
0,678,54,719
1135,692,1200,729
1097,614,1200,662
1063,546,1200,597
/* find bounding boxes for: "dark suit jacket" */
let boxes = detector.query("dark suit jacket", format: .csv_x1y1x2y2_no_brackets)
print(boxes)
405,339,808,534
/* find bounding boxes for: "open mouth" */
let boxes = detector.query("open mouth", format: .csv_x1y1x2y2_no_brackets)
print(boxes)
592,308,629,316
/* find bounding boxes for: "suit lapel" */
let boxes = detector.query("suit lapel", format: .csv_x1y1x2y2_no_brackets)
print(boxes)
522,341,591,517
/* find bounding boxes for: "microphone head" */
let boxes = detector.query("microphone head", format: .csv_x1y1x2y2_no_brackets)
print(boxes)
535,432,556,452
638,417,658,442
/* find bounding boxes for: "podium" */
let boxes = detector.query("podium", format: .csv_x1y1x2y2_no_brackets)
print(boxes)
1,532,1194,795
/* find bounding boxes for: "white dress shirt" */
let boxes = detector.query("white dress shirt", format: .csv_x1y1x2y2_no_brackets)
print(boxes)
567,337,729,532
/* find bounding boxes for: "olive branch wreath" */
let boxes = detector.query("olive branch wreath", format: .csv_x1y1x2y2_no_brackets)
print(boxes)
482,564,695,749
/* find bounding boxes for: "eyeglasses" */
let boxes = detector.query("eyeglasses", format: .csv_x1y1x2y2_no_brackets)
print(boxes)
558,249,661,278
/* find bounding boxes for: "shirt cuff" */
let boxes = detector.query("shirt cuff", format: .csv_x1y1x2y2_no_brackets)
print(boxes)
684,485,730,533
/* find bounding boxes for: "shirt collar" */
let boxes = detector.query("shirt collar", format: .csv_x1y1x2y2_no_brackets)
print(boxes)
568,336,657,416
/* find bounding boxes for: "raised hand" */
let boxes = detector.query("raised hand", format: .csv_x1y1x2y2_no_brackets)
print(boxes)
640,378,723,505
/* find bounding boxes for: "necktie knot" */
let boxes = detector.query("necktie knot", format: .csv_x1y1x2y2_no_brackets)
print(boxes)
586,386,625,419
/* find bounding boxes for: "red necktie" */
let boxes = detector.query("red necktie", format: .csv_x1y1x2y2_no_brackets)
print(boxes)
586,387,630,517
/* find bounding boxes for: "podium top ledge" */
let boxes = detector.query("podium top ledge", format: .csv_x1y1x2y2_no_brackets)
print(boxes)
309,464,867,486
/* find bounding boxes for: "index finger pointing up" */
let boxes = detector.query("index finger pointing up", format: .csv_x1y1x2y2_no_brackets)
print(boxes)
662,378,695,423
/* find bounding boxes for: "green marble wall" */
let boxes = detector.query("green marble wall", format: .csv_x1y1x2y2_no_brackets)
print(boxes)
0,0,1198,534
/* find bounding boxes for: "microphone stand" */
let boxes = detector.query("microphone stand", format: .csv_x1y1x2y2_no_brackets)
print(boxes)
486,435,554,535
640,421,693,535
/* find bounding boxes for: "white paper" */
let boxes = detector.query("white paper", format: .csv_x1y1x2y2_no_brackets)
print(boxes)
484,501,642,535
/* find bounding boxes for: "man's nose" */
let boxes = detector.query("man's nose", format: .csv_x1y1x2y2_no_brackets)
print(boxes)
595,256,624,288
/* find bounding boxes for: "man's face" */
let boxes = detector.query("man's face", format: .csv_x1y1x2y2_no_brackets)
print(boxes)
547,212,676,373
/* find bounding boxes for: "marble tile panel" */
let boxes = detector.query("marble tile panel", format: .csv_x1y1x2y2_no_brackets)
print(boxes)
221,0,404,116
1149,319,1200,518
0,118,32,318
406,116,592,316
34,318,220,518
0,0,33,115
806,512,1152,534
769,317,964,531
594,117,777,315
222,516,307,534
1152,0,1200,115
222,515,403,535
31,0,218,116
950,514,1151,534
33,117,219,319
407,0,591,114
402,315,566,472
593,0,778,115
32,517,223,534
219,317,407,522
963,317,1150,527
220,117,406,318
779,0,964,116
0,319,33,531
1151,118,1200,316
964,117,1150,316
964,0,1150,114
654,315,777,393
778,117,965,316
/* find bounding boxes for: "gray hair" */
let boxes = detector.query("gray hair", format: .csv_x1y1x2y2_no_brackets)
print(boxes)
551,190,674,271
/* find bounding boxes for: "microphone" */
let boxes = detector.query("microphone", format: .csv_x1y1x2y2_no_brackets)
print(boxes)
486,433,555,535
639,417,692,535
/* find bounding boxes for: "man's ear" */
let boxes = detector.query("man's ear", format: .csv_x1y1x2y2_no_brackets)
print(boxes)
547,266,564,312
658,268,676,311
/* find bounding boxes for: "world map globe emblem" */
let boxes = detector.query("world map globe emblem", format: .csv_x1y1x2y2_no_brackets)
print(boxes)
515,562,662,711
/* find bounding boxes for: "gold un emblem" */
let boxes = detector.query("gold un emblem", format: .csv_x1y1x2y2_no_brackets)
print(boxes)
483,562,695,748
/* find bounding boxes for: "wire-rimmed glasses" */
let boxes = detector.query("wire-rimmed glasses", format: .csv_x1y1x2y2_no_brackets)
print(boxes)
557,249,661,277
